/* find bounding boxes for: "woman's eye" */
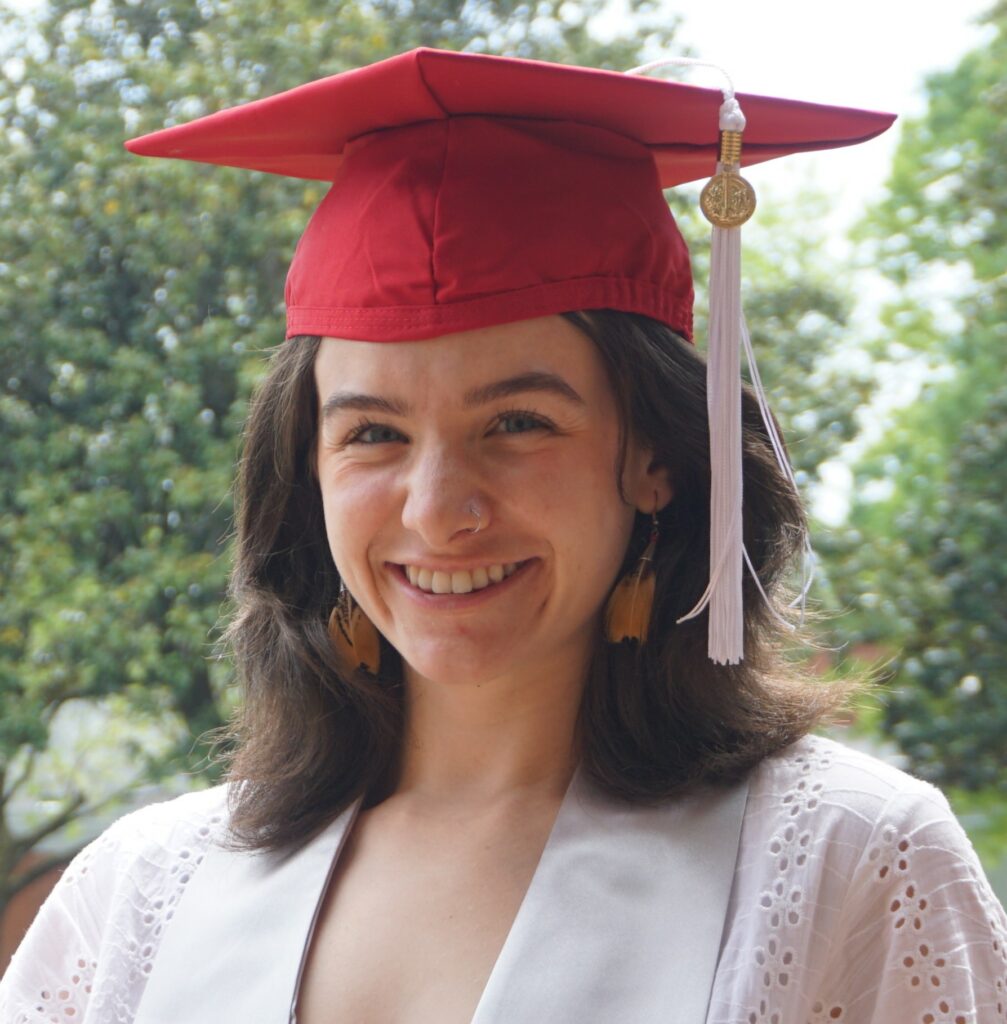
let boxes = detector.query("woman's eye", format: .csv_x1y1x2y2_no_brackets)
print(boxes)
347,423,403,445
495,411,551,435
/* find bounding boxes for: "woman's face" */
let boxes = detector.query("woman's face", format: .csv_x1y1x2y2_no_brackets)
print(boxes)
314,315,671,689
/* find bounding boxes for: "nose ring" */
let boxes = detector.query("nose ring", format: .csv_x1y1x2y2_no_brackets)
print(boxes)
464,502,483,534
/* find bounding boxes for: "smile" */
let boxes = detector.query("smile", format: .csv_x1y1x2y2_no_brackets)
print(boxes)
401,561,523,595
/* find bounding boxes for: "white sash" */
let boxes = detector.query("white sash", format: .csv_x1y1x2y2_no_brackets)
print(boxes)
135,768,749,1023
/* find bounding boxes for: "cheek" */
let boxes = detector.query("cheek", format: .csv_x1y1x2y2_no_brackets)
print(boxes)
534,444,635,576
318,467,393,570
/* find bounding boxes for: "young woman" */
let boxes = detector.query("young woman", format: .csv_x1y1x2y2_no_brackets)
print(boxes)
2,48,1004,1024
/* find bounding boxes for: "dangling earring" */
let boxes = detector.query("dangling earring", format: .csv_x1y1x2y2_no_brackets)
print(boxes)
328,579,381,675
604,499,661,645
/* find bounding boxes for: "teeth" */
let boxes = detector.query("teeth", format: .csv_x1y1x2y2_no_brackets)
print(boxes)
403,561,524,594
451,571,473,594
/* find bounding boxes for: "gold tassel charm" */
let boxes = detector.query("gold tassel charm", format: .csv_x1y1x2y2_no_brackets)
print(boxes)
604,510,660,645
699,129,757,229
328,580,381,675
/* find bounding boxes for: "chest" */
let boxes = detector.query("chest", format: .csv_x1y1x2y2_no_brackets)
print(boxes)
294,804,558,1024
133,772,750,1024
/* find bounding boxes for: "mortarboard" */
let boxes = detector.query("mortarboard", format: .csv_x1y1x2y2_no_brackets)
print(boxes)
125,47,895,662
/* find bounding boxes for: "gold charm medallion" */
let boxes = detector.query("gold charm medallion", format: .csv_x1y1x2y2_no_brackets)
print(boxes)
700,170,757,229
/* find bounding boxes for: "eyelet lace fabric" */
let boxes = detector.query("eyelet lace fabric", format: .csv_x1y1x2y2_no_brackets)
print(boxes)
0,786,228,1023
707,736,1007,1023
2,735,1005,1022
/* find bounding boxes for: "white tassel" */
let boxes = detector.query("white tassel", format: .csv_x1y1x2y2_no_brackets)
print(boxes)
628,61,813,662
677,204,745,663
707,218,744,662
676,98,755,665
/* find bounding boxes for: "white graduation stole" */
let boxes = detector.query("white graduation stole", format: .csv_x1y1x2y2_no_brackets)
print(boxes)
135,768,750,1023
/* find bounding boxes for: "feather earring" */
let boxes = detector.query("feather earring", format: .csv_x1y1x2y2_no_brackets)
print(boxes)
604,505,660,645
328,579,381,675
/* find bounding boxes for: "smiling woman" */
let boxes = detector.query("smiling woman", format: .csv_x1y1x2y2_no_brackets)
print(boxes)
223,309,822,861
222,310,837,1022
2,47,1005,1024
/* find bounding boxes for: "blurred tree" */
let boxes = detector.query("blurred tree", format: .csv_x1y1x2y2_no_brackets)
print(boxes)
826,2,1007,791
741,193,873,487
0,0,682,917
0,0,871,922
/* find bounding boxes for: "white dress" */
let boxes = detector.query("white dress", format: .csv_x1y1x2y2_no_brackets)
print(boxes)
2,733,1005,1023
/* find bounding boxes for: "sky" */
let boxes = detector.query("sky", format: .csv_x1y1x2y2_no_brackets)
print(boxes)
597,0,994,239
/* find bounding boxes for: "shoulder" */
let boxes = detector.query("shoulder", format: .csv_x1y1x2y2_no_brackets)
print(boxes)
101,782,232,855
750,731,941,803
713,733,1007,1022
734,731,1001,929
0,784,233,1022
63,783,232,889
51,782,234,939
744,731,957,847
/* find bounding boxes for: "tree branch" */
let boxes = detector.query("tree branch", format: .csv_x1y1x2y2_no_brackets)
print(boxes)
15,790,88,853
0,746,37,810
1,849,72,901
2,777,152,902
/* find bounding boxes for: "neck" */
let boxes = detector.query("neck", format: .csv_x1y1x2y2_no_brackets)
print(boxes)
390,641,592,810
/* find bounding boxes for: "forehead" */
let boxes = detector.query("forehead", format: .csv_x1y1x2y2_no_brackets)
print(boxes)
313,315,607,401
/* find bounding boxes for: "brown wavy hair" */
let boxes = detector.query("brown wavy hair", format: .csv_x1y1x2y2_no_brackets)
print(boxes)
215,310,856,852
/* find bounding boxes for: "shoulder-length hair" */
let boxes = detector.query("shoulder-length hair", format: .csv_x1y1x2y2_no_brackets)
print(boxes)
215,310,855,852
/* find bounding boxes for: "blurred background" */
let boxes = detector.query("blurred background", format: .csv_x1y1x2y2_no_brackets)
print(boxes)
0,0,1004,960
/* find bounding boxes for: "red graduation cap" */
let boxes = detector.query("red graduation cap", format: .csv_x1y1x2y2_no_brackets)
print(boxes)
125,47,894,345
126,48,895,664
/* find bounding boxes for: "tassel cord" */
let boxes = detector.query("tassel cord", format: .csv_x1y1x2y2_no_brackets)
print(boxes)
677,305,814,637
739,314,815,621
626,56,738,102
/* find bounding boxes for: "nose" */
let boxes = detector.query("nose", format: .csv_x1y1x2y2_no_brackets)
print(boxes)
400,443,489,548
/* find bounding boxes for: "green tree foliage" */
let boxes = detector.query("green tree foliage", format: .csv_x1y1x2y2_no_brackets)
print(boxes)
0,0,677,910
0,0,867,915
829,2,1007,791
742,195,873,487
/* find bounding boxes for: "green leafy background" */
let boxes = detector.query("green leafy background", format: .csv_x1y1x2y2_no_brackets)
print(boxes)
0,0,1003,917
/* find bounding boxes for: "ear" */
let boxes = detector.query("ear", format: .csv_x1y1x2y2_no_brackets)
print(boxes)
624,443,674,514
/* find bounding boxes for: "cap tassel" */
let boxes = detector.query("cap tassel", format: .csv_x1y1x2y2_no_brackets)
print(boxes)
623,59,821,662
677,99,756,665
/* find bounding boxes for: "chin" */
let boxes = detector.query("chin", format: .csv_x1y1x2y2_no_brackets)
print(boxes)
396,639,527,689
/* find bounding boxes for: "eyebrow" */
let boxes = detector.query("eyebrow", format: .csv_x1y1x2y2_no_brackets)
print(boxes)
320,371,585,422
